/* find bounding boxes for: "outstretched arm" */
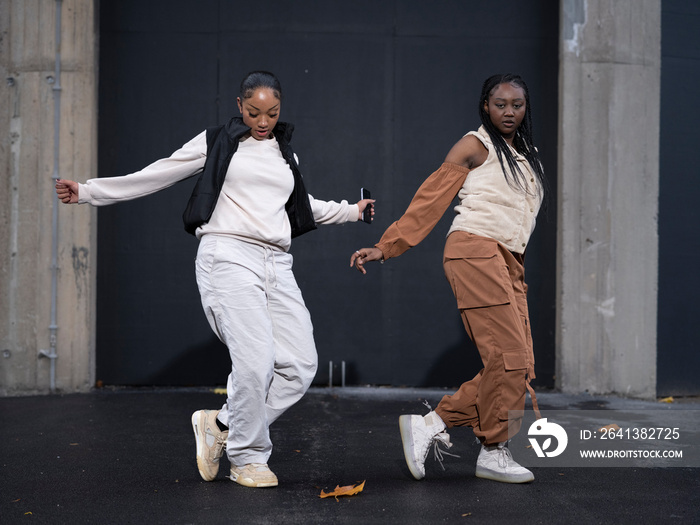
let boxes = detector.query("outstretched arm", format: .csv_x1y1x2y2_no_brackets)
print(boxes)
350,135,487,274
307,195,375,224
350,162,470,274
59,131,207,206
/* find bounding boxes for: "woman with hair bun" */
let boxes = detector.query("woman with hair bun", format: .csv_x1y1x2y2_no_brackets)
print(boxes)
56,71,374,488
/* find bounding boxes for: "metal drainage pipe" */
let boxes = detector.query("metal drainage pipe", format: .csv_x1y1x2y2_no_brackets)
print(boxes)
38,0,63,393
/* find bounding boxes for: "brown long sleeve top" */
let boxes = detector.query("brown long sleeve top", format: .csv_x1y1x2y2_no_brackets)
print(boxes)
375,162,470,260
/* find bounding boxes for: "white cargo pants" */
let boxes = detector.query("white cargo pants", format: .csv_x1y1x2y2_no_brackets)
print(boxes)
195,235,318,466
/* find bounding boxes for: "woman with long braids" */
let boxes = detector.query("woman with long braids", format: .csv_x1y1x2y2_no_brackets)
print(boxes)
350,73,546,483
56,71,374,488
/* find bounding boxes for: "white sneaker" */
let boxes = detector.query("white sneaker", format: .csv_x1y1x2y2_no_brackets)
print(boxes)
475,442,534,483
399,410,454,480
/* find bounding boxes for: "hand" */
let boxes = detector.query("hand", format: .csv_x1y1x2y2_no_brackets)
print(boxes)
356,199,376,222
350,247,383,274
55,179,79,204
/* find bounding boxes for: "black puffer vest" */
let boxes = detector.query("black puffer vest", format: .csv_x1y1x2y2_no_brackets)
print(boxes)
182,117,317,238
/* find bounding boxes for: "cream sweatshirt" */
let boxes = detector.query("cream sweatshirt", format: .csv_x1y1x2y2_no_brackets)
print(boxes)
78,131,359,251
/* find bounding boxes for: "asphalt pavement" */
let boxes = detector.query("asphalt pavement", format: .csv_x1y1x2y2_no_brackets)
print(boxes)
1,386,699,524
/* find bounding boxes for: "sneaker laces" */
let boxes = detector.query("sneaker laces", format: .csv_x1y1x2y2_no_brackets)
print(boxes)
418,400,461,470
496,443,513,469
208,432,227,460
431,432,460,471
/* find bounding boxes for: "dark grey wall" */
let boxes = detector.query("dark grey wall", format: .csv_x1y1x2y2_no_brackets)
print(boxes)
96,0,559,388
657,1,700,395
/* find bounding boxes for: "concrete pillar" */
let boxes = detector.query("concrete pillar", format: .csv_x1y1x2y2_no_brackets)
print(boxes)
556,0,660,398
0,0,97,395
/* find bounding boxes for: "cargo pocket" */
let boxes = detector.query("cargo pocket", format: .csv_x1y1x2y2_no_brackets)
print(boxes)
502,349,528,372
497,348,529,422
443,236,512,309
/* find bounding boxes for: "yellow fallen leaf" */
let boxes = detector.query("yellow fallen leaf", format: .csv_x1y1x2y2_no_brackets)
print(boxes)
319,480,366,500
213,387,227,395
598,423,620,432
659,396,674,404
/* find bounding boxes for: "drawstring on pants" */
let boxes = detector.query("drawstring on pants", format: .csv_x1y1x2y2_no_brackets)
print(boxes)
526,376,541,420
263,247,278,290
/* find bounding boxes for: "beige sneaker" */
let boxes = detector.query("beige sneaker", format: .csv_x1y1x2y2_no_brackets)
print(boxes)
230,463,279,488
191,410,228,481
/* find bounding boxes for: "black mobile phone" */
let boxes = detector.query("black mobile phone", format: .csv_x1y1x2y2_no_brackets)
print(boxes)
361,188,372,224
